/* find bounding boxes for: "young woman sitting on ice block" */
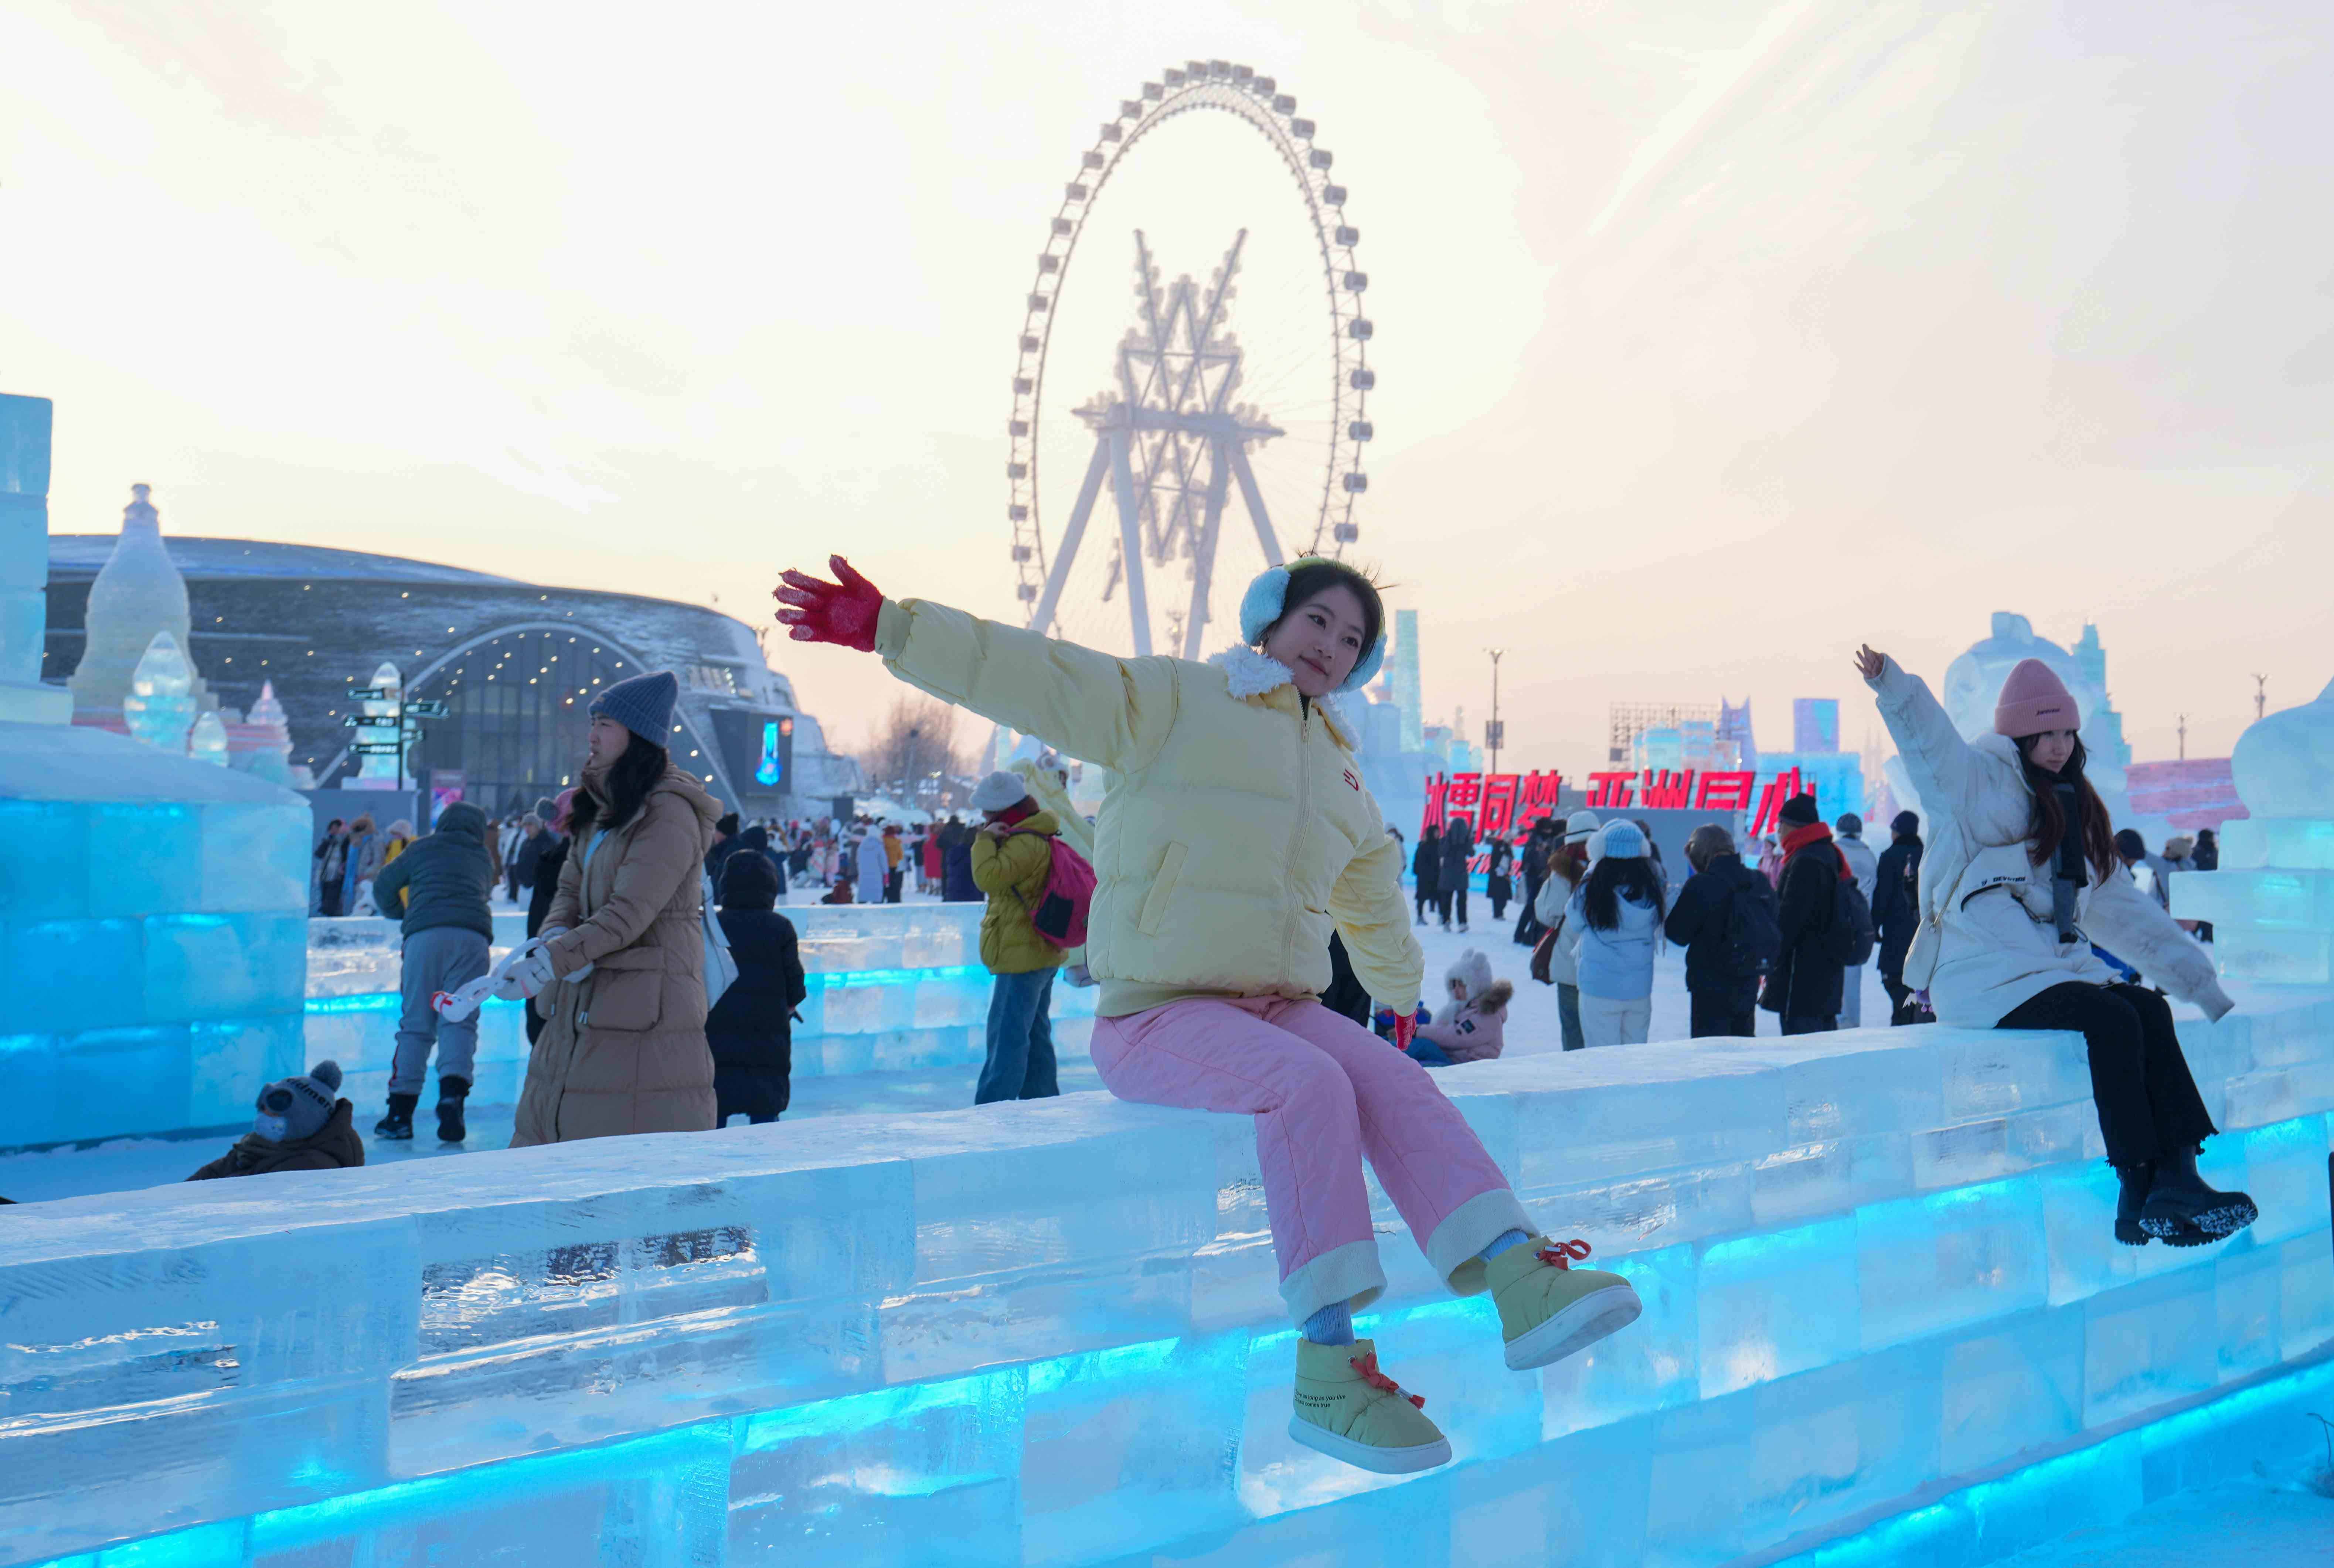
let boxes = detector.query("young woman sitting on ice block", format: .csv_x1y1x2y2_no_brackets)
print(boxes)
776,553,1641,1476
1855,644,2256,1248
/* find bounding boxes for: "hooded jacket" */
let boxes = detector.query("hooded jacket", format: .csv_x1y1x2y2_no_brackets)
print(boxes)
1865,657,2233,1026
368,801,496,940
514,763,723,1146
187,1100,364,1180
875,597,1422,1016
971,810,1069,975
1415,980,1513,1064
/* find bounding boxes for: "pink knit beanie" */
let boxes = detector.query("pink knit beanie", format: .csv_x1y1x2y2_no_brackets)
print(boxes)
1994,659,2083,737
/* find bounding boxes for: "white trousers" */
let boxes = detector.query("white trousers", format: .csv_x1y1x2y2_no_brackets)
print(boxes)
1578,993,1651,1048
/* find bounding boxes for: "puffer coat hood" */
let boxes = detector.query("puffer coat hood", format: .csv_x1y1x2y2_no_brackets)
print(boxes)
513,763,722,1146
877,600,1422,1016
1866,657,2232,1026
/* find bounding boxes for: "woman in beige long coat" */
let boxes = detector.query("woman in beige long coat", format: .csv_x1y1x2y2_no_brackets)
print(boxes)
509,670,722,1146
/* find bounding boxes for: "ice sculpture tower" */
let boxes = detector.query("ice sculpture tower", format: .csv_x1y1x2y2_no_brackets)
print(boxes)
0,393,311,1151
2173,675,2334,983
68,482,216,730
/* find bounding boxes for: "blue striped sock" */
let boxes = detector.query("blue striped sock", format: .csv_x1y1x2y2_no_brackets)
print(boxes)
1302,1301,1355,1345
1478,1228,1532,1261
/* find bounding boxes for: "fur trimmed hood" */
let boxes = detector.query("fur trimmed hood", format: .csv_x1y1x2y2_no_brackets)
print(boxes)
1207,645,1358,749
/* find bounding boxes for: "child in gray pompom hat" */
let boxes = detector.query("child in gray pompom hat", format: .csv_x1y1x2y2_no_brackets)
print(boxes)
187,1061,366,1181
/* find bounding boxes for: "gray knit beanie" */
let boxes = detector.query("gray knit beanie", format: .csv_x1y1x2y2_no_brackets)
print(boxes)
589,670,680,746
255,1060,343,1143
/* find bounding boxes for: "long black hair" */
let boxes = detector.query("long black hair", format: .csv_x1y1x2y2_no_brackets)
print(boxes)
1581,855,1668,930
2014,733,2114,884
569,736,670,838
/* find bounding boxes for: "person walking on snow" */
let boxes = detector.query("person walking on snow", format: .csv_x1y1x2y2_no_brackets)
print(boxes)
1438,815,1474,932
1762,794,1850,1034
1832,813,1878,1026
1564,819,1666,1047
1665,824,1776,1038
777,552,1641,1476
855,827,888,905
1411,823,1442,926
501,670,722,1146
967,770,1067,1104
313,818,349,916
1484,834,1514,923
1407,948,1511,1066
1871,810,1925,1024
368,800,497,1142
1529,811,1599,1051
1512,815,1558,947
1857,645,2254,1247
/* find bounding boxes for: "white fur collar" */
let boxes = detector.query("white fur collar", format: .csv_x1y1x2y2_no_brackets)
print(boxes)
1210,644,1297,698
1207,645,1356,746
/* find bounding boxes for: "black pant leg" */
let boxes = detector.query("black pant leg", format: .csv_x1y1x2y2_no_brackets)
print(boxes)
1452,887,1468,926
2109,983,2218,1151
1997,982,2166,1165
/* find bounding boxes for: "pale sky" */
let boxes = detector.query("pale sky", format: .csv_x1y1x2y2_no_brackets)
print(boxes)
5,0,2328,780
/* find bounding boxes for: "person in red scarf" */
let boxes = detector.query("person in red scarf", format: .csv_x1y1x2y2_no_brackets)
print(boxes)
1762,793,1850,1033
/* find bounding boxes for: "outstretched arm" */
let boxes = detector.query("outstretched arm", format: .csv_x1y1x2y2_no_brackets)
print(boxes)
2085,867,2236,1019
776,556,1178,772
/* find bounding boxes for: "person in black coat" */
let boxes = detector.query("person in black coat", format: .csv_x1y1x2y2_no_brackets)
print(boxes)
1412,824,1443,926
708,851,808,1125
1513,817,1557,946
1762,794,1848,1034
1664,824,1777,1038
1872,810,1925,1024
524,795,571,1047
1484,836,1514,923
941,817,979,902
1438,818,1475,932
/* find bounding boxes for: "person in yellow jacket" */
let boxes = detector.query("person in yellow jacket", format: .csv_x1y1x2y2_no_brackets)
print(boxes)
776,552,1641,1477
967,769,1066,1104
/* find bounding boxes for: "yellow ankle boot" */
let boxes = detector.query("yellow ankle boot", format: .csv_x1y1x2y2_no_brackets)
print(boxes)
1487,1236,1641,1371
1288,1336,1452,1474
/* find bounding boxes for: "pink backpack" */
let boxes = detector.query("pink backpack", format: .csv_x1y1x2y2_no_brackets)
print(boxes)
1009,830,1096,948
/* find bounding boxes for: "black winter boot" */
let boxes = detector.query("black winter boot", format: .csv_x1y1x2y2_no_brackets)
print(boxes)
436,1076,471,1144
375,1093,418,1141
2112,1161,2155,1247
2139,1144,2258,1244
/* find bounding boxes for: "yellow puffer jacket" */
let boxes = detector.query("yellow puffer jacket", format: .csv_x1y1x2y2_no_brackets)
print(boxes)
877,599,1421,1017
971,810,1068,975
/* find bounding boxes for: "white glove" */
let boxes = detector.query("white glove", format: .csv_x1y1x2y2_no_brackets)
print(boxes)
507,946,558,999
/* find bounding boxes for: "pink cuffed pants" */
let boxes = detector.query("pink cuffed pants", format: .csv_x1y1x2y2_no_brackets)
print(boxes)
1089,995,1533,1326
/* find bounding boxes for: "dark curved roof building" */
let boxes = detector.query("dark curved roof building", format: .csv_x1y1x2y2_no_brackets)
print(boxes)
43,535,861,817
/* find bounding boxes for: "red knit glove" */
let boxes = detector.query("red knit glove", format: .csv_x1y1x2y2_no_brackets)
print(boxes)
773,555,882,654
1392,1012,1418,1052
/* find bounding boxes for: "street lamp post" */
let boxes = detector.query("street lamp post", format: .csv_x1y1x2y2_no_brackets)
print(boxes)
1485,649,1507,776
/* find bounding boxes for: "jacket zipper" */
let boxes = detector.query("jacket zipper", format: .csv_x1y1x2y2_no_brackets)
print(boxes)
1283,708,1311,982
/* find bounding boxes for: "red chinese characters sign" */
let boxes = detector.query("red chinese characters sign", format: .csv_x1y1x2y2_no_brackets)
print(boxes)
1423,770,1563,836
1426,766,1805,837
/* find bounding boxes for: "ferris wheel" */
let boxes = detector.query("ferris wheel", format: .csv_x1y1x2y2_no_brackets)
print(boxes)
1007,60,1375,662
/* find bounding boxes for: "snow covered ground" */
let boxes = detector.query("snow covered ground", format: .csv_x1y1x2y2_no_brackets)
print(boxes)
1988,1476,2334,1568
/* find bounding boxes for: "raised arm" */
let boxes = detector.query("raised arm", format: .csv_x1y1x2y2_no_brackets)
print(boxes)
1857,645,1981,826
776,556,1178,773
1329,805,1424,1015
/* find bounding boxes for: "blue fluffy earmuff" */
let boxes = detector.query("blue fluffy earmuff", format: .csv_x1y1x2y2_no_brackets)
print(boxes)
1239,563,1386,693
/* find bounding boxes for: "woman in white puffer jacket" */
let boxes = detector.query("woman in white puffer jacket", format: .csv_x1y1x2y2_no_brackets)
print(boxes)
1857,645,2254,1250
